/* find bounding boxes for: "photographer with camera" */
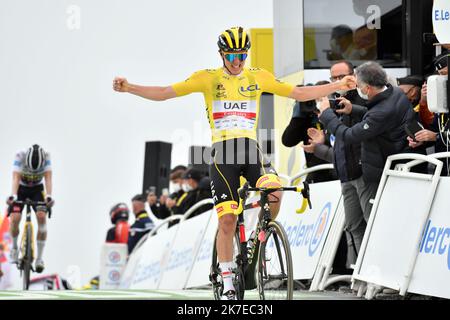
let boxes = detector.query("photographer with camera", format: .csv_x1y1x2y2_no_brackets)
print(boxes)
300,61,370,272
318,61,414,220
147,165,187,220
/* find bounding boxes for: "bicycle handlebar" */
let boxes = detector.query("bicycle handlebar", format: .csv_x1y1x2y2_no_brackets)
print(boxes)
238,181,312,214
11,199,53,218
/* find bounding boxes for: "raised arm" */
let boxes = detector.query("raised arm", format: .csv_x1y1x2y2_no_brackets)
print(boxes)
113,77,177,101
289,76,356,102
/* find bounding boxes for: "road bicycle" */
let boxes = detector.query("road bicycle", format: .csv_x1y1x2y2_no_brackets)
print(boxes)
210,181,311,300
9,199,51,290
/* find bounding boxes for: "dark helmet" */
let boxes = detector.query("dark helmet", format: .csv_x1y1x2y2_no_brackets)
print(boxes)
109,203,129,224
25,144,47,172
217,27,251,52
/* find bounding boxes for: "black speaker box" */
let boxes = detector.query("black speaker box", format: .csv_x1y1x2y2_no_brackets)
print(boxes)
142,141,172,197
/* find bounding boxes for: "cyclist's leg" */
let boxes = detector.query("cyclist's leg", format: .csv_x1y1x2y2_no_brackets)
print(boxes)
32,185,47,270
210,141,241,298
245,140,283,219
9,186,26,261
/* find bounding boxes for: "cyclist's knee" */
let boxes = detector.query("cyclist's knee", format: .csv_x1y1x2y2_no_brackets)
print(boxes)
218,214,237,235
10,212,21,224
36,211,47,223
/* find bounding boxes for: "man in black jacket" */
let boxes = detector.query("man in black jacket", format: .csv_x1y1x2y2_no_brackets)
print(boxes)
128,194,155,254
303,60,369,271
319,61,414,221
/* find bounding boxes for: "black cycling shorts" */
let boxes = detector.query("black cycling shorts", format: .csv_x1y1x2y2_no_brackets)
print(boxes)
9,184,46,215
209,138,278,218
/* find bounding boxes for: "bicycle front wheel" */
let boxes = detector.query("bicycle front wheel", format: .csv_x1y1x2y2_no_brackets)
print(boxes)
22,226,33,290
257,220,293,300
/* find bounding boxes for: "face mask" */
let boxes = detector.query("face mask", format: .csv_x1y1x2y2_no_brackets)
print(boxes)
182,183,193,192
357,87,369,100
170,182,181,193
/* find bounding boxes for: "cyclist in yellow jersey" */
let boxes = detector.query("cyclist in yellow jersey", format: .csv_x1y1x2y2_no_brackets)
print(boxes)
113,26,356,300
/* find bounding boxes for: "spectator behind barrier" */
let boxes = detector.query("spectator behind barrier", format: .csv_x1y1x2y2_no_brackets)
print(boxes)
128,194,155,254
301,60,369,271
318,61,414,218
396,75,434,174
106,203,130,244
281,81,338,183
397,75,434,129
147,165,187,220
168,167,213,227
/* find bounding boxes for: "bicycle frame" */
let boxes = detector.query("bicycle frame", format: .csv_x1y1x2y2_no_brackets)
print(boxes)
222,181,311,299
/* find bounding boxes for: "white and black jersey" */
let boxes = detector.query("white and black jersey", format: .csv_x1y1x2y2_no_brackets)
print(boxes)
13,150,52,187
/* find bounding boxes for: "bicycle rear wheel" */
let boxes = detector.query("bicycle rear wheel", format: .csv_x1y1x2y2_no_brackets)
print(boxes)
257,220,293,300
22,226,33,290
210,229,245,300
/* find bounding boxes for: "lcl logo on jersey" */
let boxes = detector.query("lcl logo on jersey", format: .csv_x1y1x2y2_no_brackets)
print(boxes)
238,84,260,97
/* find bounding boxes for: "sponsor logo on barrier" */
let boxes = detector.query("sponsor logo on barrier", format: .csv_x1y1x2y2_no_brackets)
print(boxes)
420,219,450,271
166,228,205,272
196,239,214,262
108,270,121,282
167,247,194,272
133,262,161,285
108,251,121,264
309,203,331,256
283,202,331,257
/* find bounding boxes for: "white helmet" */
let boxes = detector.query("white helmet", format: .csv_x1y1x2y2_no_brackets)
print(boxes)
25,144,46,172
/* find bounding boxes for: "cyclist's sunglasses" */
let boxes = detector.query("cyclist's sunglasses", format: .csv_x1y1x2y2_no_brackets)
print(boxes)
224,53,248,62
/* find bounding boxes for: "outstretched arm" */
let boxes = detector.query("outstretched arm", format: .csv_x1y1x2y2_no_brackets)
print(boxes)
289,76,356,102
113,77,177,101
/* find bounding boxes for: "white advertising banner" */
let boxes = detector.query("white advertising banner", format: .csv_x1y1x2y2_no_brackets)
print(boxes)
184,211,217,289
408,177,450,299
99,243,128,290
158,211,213,289
354,175,435,290
275,180,342,280
125,225,179,289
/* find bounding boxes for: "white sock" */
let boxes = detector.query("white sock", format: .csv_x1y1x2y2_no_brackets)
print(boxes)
12,237,18,250
37,240,45,261
220,261,235,293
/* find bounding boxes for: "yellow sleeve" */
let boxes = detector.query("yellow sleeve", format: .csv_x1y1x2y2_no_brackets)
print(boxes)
171,70,208,97
257,69,294,97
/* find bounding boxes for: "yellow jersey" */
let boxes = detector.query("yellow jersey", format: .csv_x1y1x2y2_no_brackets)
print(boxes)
171,67,294,143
